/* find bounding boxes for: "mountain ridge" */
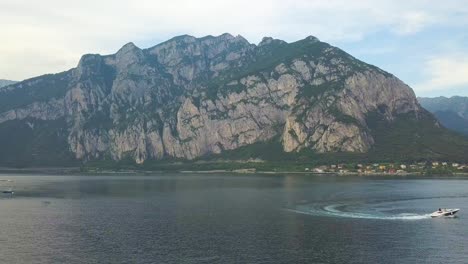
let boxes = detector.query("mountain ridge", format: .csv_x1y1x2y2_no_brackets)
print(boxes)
0,34,467,166
0,79,18,89
418,96,468,135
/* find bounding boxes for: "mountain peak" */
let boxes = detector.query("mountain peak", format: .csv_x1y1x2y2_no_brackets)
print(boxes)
77,53,102,68
219,32,234,39
116,42,142,57
166,34,198,44
113,42,145,69
219,33,250,44
305,35,320,42
118,42,140,52
258,37,287,46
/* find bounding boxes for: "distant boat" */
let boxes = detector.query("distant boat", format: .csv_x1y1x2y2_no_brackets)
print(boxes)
0,180,14,197
430,208,460,218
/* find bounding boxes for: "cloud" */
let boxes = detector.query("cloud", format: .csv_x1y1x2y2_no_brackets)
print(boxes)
394,11,434,35
1,0,468,80
413,55,468,94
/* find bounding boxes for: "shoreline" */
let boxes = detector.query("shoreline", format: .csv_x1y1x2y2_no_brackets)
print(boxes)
1,166,467,177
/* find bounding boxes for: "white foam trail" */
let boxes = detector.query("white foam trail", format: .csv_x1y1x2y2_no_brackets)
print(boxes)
288,204,431,221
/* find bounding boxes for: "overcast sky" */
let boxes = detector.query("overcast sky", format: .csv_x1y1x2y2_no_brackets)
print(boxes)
1,0,468,97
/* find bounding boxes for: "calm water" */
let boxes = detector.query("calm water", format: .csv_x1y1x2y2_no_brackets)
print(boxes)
1,173,468,264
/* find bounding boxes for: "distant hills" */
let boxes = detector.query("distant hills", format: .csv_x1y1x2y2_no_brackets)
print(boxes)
0,79,17,88
419,96,468,136
0,34,467,167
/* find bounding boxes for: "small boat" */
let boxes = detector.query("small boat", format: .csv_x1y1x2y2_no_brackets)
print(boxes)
0,180,14,197
430,208,460,218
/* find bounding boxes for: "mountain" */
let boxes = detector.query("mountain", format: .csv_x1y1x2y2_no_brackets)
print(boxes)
419,96,468,119
0,79,17,88
432,111,468,135
0,34,467,166
419,96,468,135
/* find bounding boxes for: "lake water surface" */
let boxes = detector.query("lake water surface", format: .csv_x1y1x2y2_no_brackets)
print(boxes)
1,173,467,263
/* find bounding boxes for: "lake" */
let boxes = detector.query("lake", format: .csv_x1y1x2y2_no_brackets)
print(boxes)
0,173,467,263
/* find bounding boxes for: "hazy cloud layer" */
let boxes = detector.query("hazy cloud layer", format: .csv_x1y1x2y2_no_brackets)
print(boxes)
1,0,467,96
415,55,468,93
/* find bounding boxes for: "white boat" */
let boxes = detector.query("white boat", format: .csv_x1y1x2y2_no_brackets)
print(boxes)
430,208,460,218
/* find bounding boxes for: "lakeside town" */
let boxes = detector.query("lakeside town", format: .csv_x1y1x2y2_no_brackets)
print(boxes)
308,161,468,175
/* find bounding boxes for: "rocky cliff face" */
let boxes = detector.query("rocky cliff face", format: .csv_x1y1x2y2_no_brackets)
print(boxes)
0,34,425,164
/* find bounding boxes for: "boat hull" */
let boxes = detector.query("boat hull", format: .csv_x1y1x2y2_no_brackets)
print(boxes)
430,209,460,218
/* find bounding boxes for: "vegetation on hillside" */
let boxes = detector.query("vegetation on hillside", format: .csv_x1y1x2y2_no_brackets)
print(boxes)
0,119,77,167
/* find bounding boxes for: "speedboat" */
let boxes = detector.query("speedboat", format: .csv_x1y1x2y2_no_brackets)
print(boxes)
430,208,460,218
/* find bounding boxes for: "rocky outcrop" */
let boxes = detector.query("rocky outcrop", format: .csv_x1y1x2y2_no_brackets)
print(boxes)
0,34,425,163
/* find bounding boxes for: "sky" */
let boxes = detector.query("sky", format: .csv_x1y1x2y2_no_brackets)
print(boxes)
1,0,468,97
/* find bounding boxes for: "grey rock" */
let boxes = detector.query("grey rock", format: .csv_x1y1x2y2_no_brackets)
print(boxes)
0,34,426,163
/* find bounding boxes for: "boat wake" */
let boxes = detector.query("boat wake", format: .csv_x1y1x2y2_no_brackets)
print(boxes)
288,203,431,220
